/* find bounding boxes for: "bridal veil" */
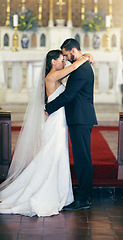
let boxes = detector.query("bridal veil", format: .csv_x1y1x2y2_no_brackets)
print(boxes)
0,60,46,189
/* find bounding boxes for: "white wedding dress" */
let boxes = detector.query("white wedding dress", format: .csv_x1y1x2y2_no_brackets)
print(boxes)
0,84,74,217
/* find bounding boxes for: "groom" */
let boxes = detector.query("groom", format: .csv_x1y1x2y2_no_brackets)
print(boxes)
45,38,98,210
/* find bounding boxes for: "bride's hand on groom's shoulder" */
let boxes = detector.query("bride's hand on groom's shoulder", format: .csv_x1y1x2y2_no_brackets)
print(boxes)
83,53,93,64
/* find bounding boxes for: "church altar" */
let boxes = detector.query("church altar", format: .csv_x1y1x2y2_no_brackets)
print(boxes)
90,50,123,104
0,49,122,105
0,0,123,105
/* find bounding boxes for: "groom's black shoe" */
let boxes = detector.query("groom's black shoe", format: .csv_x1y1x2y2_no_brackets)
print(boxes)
62,199,90,211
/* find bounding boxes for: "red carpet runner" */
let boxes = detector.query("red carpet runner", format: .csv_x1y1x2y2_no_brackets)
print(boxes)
12,126,123,186
69,126,122,186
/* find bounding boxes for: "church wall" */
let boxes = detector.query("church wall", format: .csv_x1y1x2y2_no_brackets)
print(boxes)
0,0,123,28
0,0,123,51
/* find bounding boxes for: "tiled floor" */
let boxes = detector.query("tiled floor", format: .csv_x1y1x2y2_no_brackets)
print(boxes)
0,188,123,240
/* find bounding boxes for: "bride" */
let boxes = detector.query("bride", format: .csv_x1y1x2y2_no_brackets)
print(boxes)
0,49,89,217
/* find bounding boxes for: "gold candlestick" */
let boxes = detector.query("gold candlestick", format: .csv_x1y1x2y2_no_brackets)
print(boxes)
68,0,72,21
48,0,54,27
49,0,53,21
67,0,72,27
109,0,113,27
106,27,110,52
38,0,42,26
81,0,85,22
5,0,10,26
13,27,18,52
21,0,26,18
56,0,65,19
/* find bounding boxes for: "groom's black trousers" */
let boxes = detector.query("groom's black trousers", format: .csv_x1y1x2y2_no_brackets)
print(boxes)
69,124,93,201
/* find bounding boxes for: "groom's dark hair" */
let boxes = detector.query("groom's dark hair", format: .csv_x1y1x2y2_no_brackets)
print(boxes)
60,38,81,51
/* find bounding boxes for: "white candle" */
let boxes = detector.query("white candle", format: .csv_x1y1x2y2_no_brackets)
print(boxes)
109,0,112,4
94,0,98,3
106,15,110,27
13,14,18,27
82,0,85,3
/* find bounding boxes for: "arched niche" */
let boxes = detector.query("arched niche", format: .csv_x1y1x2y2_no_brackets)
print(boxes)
4,33,9,46
84,34,90,48
75,34,80,44
31,33,37,48
111,34,117,47
40,34,46,47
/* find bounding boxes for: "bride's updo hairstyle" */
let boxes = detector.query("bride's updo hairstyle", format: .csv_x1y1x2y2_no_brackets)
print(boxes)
45,49,63,77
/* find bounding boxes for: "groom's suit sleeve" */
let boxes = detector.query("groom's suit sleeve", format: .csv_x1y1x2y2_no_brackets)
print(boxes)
45,64,88,115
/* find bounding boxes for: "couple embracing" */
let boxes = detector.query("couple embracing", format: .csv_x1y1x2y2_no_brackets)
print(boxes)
0,38,97,217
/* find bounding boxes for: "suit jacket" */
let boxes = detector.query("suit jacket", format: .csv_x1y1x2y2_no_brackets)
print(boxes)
46,61,98,127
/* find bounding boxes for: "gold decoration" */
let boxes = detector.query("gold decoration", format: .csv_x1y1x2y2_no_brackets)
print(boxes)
13,27,18,52
5,0,10,26
38,0,42,26
81,0,85,22
56,0,65,19
21,0,26,18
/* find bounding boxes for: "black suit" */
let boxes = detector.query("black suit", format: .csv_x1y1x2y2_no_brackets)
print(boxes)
46,61,98,201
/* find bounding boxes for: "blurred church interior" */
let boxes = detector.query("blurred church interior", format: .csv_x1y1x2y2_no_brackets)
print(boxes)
0,0,123,111
0,3,123,239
